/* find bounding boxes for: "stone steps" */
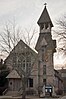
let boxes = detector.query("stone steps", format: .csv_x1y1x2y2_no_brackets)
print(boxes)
5,91,21,96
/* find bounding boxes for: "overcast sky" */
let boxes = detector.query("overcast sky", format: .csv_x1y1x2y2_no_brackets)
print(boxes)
0,0,66,28
0,0,66,68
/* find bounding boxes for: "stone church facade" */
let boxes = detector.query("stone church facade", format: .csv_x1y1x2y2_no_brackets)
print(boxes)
5,40,38,94
5,6,63,96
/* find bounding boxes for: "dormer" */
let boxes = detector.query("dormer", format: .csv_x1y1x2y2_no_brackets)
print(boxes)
37,5,53,33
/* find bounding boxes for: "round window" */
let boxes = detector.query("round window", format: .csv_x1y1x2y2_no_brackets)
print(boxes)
10,82,12,85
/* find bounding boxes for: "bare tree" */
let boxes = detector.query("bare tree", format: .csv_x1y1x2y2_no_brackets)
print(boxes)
0,20,38,98
22,27,38,47
0,20,37,59
15,50,37,99
0,20,21,54
53,15,66,56
4,41,38,99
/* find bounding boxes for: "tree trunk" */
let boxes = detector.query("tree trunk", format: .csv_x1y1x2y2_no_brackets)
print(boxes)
22,90,26,99
22,77,27,99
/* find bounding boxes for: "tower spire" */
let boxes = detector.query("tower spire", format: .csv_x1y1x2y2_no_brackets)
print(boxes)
37,4,53,33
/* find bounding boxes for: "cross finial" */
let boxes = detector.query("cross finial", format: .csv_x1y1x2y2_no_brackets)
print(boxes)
44,3,47,7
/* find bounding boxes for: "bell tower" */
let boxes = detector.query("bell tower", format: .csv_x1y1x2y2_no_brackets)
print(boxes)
35,5,56,96
37,5,53,33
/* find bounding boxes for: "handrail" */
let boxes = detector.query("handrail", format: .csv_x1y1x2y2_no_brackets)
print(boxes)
3,88,8,95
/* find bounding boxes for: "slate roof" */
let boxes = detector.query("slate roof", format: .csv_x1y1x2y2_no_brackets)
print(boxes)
37,6,53,27
6,69,21,79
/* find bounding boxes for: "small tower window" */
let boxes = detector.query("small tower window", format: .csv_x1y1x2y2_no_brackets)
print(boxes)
41,46,46,61
45,23,48,29
43,65,46,75
41,24,44,30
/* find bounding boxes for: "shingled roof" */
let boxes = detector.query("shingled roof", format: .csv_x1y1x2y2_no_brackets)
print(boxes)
6,70,21,79
37,6,53,27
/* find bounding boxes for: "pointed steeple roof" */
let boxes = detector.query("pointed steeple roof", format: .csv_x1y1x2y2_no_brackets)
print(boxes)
37,6,53,27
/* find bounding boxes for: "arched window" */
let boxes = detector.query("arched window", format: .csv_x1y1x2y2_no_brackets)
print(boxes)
43,65,46,75
45,23,48,29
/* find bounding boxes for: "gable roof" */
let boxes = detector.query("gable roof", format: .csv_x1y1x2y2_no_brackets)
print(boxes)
5,40,38,62
12,40,38,54
6,69,21,79
37,6,53,27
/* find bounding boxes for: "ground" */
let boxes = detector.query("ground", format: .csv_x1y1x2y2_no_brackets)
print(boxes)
60,96,66,99
0,95,66,99
0,96,62,99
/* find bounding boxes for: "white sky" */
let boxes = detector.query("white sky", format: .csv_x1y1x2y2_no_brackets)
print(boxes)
0,0,66,27
0,0,66,68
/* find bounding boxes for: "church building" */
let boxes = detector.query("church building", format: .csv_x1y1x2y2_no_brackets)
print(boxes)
4,5,63,96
